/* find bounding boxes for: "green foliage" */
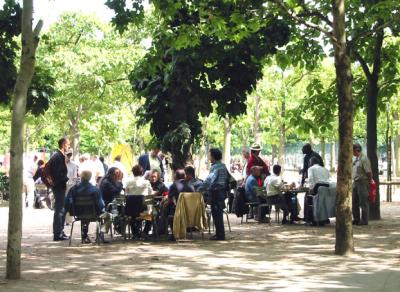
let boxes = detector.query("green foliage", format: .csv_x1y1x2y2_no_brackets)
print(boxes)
0,0,21,103
0,0,55,116
109,0,290,166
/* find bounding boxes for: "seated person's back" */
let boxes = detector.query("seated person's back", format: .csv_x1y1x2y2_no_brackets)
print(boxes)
65,171,104,216
125,165,152,197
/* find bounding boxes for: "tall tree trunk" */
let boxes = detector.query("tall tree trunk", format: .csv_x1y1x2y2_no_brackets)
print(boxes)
333,0,354,255
320,137,326,163
223,116,232,166
7,0,42,279
253,94,261,144
68,105,82,160
393,113,400,177
278,100,286,165
330,141,337,172
366,20,384,220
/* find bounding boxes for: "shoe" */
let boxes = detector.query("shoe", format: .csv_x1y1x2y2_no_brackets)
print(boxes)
294,217,303,221
210,235,225,241
352,220,360,225
281,219,288,225
53,234,69,241
359,221,368,226
82,237,91,244
168,235,176,242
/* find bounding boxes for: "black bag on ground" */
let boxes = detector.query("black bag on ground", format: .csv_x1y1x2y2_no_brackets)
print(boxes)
232,186,249,217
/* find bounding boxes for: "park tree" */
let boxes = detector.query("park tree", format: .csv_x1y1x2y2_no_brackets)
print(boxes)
270,0,400,220
6,0,43,280
36,13,143,158
107,0,290,170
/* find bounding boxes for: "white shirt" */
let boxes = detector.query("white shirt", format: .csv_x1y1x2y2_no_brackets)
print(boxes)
307,164,330,189
125,176,152,197
67,160,79,183
264,174,284,197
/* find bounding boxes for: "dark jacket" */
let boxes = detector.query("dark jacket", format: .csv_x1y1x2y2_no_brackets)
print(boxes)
168,179,195,201
50,150,68,189
99,177,123,207
65,181,105,216
151,180,168,195
138,153,164,179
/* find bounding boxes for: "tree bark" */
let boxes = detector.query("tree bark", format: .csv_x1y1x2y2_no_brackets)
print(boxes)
333,0,354,255
330,141,337,172
253,94,261,145
7,0,42,279
223,116,232,166
68,105,83,160
278,100,286,165
366,20,384,220
320,137,326,163
394,134,400,177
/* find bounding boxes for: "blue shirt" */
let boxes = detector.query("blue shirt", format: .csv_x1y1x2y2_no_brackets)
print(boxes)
65,181,105,214
203,161,228,192
245,175,258,202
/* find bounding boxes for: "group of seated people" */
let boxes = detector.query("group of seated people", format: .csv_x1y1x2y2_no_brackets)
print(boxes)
244,156,331,226
64,163,205,243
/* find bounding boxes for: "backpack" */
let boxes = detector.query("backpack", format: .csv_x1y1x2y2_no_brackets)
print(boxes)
41,160,54,188
232,186,249,217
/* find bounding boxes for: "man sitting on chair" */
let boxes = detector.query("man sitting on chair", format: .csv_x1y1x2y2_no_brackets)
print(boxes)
65,170,111,243
264,165,295,224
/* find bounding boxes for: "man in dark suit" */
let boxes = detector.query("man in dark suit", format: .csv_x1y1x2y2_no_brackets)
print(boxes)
49,137,70,241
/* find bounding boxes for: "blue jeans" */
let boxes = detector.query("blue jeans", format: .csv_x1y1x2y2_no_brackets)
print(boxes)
210,190,226,239
52,186,66,237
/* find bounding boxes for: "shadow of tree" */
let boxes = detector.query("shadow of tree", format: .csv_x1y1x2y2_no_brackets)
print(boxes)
0,203,399,291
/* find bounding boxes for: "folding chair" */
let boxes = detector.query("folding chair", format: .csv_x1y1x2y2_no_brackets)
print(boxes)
69,193,102,246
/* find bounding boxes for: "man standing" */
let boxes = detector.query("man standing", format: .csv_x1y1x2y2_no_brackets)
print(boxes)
203,148,228,240
49,137,70,241
352,143,372,226
23,155,37,208
138,146,164,180
300,143,323,186
246,143,270,180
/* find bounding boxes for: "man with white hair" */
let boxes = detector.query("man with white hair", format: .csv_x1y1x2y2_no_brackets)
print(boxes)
65,170,111,243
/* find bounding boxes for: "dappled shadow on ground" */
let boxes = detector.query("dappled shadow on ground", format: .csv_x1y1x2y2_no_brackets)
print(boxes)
0,203,400,291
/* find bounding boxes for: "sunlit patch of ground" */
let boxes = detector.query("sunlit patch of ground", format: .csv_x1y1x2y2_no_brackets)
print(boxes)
0,202,399,291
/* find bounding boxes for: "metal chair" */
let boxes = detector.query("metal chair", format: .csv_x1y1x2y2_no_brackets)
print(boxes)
69,193,102,246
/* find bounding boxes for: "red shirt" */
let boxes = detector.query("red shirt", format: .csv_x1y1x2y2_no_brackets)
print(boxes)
246,154,270,178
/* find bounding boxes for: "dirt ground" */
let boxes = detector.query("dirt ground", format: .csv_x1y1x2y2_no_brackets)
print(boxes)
0,197,399,292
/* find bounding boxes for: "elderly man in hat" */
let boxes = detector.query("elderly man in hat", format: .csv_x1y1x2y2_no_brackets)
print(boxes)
246,143,270,181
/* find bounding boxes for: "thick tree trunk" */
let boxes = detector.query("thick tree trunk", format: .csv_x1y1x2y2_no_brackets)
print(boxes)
253,94,261,144
330,141,337,172
68,106,82,160
366,20,384,220
393,113,400,177
320,137,326,163
394,135,399,177
223,116,232,166
278,100,286,166
333,0,354,255
7,0,42,279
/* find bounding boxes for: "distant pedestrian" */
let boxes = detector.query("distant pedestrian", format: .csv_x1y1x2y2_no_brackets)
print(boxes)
352,143,372,226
